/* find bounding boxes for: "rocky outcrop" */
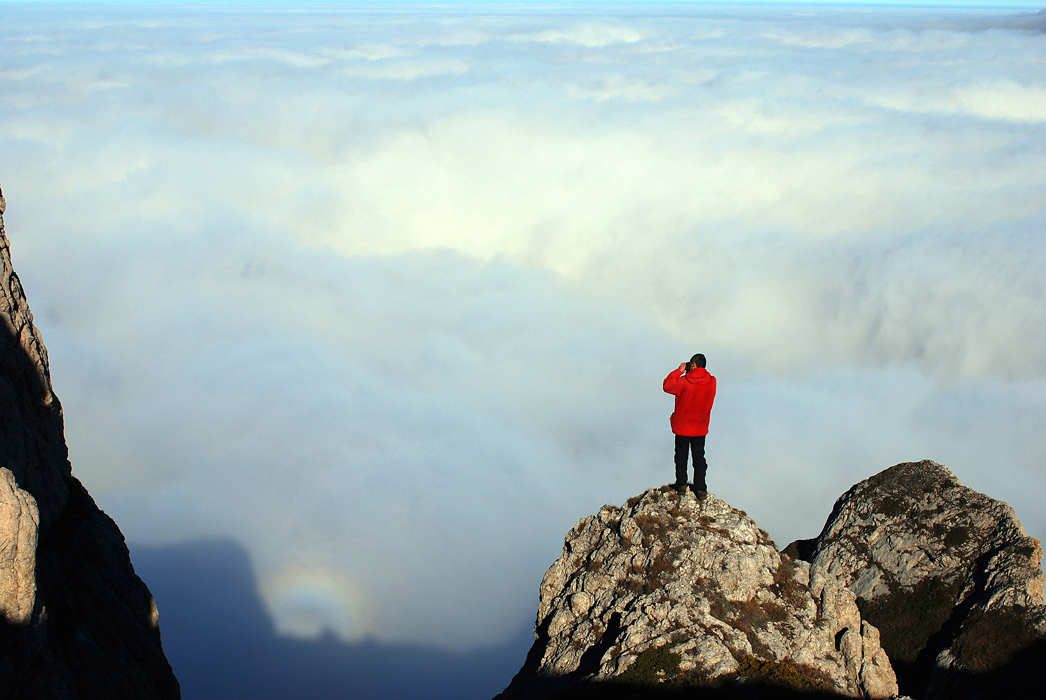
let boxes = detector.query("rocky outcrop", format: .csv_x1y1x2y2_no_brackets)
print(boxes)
500,460,1046,700
498,486,898,699
791,460,1045,699
0,184,180,699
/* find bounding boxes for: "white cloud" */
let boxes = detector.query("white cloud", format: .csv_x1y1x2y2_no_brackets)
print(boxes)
956,81,1046,122
209,47,333,68
341,58,471,80
565,74,673,102
320,44,413,61
510,23,645,48
864,80,1046,123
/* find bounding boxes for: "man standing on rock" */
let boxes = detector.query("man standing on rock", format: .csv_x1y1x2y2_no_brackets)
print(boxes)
663,354,716,499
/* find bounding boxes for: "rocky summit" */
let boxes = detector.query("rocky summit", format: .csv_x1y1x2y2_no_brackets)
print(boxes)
497,486,898,699
499,461,1045,700
790,460,1045,699
0,185,180,699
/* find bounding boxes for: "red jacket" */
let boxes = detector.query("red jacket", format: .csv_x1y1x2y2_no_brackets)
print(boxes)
663,367,716,436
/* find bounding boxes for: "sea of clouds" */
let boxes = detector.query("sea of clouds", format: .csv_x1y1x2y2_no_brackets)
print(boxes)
2,1,1044,671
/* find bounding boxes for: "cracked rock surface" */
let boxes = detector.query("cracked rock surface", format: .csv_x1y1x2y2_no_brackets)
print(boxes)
497,486,897,699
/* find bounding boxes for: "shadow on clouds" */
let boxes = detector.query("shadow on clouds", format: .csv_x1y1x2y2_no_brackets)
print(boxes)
130,540,532,700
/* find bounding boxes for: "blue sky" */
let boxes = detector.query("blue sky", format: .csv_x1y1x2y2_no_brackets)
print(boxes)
1,0,1044,690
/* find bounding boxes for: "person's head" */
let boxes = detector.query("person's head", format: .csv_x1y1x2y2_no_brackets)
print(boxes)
688,353,706,371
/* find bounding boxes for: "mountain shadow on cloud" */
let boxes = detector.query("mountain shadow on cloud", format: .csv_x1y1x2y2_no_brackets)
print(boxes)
129,539,533,700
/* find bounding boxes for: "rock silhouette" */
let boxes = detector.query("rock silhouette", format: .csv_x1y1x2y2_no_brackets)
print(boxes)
0,185,180,699
499,462,1044,699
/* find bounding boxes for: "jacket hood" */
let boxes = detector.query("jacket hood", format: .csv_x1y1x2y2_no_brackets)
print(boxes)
686,368,712,384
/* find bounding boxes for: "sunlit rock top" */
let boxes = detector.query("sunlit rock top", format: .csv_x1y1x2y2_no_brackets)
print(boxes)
498,485,897,699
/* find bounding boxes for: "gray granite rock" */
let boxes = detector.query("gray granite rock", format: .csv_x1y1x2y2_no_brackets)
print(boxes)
498,486,898,699
0,184,180,699
795,460,1045,699
499,461,1045,699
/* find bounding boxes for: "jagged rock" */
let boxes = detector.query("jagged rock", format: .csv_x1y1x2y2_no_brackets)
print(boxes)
792,460,1046,699
0,469,38,626
498,486,898,699
0,191,69,538
0,184,180,699
499,461,1046,699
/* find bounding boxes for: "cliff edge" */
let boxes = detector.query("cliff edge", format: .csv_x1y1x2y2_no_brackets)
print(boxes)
0,185,180,699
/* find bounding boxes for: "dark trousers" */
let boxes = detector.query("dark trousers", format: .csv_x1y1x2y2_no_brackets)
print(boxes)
674,434,707,490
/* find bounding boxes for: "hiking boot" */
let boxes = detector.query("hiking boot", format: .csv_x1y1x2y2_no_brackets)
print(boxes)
672,482,688,494
696,490,708,500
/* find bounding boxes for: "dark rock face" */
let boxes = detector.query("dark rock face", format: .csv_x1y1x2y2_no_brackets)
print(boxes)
0,185,180,699
793,460,1045,699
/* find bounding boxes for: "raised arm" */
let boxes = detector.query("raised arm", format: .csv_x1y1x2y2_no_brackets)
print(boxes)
663,365,686,395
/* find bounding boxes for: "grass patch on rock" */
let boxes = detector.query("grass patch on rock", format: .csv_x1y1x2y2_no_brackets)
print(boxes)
613,644,683,686
734,656,835,694
771,555,807,606
855,575,961,666
950,606,1041,673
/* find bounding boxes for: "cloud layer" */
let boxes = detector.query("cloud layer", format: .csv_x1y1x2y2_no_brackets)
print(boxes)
2,2,1044,655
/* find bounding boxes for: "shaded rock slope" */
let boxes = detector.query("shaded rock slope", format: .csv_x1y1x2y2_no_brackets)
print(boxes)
499,461,1044,700
790,460,1045,699
0,185,180,698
